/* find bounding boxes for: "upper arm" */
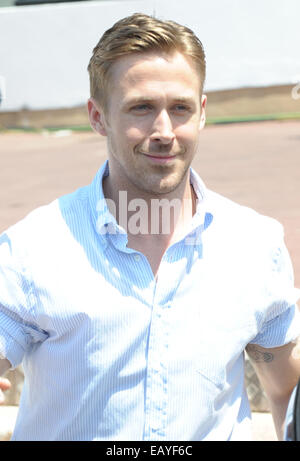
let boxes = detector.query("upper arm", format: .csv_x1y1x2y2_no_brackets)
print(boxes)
0,232,48,368
246,340,300,401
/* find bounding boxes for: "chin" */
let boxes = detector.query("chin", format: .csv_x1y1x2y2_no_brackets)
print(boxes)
138,176,184,196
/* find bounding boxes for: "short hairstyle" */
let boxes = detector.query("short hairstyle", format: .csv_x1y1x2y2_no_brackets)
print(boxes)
87,13,206,112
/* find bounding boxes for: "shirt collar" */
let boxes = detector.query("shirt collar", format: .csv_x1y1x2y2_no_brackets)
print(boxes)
185,167,214,245
90,160,119,234
89,160,213,245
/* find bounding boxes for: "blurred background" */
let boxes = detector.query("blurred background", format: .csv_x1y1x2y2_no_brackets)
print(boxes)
0,0,300,126
0,0,300,441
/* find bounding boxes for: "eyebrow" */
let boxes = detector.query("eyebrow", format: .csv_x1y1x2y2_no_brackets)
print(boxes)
123,96,196,107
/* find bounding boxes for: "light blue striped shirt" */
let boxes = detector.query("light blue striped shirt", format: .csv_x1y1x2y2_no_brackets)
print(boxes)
1,160,300,441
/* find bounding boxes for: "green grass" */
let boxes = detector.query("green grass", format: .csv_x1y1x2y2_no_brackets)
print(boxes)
1,112,300,133
0,125,93,133
206,112,300,125
45,125,93,132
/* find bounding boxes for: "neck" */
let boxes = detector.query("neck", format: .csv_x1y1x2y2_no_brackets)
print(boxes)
102,169,196,242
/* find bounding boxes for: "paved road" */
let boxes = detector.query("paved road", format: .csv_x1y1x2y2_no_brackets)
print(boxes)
1,121,299,284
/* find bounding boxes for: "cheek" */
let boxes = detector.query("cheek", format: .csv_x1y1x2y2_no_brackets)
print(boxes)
174,123,200,146
124,126,146,144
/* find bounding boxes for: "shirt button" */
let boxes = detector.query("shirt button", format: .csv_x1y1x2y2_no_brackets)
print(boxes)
134,254,141,261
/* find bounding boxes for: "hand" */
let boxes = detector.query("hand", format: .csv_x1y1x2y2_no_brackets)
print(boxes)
0,377,11,404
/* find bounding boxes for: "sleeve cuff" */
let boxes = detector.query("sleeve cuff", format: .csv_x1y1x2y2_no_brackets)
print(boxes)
0,311,32,368
249,304,300,348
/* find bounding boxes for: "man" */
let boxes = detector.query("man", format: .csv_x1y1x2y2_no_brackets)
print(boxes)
0,13,300,441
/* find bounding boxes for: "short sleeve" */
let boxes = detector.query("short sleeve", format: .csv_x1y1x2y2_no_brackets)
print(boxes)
250,224,300,348
250,304,300,348
0,232,48,369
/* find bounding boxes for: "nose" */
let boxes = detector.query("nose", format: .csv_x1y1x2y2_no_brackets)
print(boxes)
150,110,175,144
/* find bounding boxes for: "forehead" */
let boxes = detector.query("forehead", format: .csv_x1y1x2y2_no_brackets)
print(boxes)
109,51,202,98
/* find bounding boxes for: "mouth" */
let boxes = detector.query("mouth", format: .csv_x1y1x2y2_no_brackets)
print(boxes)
141,152,177,164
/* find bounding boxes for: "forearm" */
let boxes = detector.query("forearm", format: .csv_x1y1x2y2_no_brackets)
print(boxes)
268,393,292,440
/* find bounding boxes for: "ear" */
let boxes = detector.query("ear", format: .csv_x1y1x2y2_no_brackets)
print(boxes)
87,97,108,136
199,94,207,131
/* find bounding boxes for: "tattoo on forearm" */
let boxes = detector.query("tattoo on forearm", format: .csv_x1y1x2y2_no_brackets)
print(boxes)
246,345,274,363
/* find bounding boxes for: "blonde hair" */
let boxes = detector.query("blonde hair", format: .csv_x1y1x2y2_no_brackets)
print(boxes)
87,13,206,112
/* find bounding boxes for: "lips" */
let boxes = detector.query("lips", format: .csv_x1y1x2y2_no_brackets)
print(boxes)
146,154,176,159
139,150,179,158
142,153,177,164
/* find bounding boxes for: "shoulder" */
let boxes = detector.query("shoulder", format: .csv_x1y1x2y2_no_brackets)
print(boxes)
1,184,91,257
205,189,284,252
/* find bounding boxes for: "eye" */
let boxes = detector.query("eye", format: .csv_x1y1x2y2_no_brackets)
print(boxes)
131,104,152,113
172,104,190,113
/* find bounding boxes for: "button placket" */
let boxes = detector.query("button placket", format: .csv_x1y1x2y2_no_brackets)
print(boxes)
143,251,180,440
143,300,169,439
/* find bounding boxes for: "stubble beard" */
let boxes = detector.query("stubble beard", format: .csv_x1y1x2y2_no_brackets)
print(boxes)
110,144,194,197
122,154,192,197
106,128,199,198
